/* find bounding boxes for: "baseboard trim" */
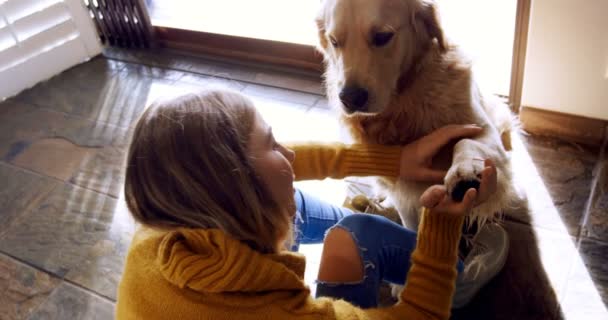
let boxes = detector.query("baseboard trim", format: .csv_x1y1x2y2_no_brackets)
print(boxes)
520,106,608,147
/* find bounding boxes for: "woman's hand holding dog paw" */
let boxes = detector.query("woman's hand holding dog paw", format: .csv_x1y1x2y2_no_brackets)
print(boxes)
420,159,497,216
399,124,483,183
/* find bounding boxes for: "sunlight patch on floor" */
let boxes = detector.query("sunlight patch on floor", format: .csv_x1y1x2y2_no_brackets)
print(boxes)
510,132,607,318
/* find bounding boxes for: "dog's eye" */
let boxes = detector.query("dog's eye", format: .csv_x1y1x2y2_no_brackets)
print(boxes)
373,32,394,47
329,36,339,48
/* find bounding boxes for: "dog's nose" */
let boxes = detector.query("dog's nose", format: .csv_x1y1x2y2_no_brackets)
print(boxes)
339,86,368,112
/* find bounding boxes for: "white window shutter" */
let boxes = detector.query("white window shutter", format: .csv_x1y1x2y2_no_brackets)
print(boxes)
0,0,102,100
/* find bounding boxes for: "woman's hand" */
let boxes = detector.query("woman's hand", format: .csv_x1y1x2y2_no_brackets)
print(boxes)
399,124,483,183
419,159,497,216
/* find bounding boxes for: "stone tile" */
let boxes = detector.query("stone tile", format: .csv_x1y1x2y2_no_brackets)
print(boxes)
510,134,597,236
139,50,222,75
0,97,36,118
0,163,58,237
452,221,573,320
17,58,125,113
52,56,125,90
15,69,171,129
11,57,125,106
11,138,94,181
28,282,114,320
560,238,608,319
68,120,127,149
243,83,320,107
134,52,258,82
0,102,52,158
104,48,214,74
120,62,185,82
0,253,61,320
0,102,128,185
69,146,126,198
132,54,188,70
0,183,136,300
578,239,608,302
205,60,257,83
104,48,326,95
141,50,324,96
64,196,134,300
176,72,247,91
253,72,323,95
104,47,255,81
16,77,103,118
582,158,608,242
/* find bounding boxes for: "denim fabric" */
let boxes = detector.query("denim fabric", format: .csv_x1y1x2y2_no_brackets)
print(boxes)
292,188,463,308
292,188,355,251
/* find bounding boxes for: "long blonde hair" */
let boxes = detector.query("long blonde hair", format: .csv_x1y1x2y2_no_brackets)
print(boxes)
124,90,292,253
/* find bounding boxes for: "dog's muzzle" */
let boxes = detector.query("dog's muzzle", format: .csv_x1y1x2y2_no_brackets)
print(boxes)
339,86,369,113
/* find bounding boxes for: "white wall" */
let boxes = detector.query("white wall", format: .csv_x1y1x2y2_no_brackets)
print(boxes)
522,0,608,121
0,0,101,100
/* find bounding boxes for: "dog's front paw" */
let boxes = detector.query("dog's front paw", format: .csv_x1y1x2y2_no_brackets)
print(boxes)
445,160,484,202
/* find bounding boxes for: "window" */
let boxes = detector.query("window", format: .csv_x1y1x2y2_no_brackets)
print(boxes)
147,0,520,97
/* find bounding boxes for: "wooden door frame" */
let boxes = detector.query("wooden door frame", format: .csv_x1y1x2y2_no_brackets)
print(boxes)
509,0,532,113
154,27,324,73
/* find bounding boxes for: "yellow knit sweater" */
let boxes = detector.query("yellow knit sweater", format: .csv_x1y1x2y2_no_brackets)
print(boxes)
116,143,464,320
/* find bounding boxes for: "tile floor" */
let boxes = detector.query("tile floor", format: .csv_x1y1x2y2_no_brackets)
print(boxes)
0,48,606,319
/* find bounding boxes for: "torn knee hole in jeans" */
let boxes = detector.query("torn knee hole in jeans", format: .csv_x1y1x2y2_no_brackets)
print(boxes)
318,225,375,286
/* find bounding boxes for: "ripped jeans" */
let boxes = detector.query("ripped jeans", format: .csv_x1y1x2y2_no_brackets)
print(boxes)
293,188,463,308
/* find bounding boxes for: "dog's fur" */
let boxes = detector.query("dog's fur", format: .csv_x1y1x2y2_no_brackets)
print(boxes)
315,0,519,231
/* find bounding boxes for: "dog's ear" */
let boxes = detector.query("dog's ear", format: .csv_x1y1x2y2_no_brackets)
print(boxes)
413,1,446,52
316,16,328,53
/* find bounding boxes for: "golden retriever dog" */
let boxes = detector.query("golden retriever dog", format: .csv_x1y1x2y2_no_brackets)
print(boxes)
315,0,519,237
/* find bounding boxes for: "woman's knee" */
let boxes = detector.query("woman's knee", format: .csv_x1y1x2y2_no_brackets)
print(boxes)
317,227,364,282
336,213,390,237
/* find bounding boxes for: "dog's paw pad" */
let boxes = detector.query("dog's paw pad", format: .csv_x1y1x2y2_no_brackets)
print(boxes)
451,179,481,202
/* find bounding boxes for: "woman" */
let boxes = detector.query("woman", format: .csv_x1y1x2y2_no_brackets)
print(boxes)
116,89,506,319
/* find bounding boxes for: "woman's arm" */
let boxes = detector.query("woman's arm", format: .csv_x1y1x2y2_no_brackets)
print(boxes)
287,142,401,181
323,163,494,320
286,124,483,182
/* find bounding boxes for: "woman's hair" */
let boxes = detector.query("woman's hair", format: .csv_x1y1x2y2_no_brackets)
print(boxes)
124,89,292,253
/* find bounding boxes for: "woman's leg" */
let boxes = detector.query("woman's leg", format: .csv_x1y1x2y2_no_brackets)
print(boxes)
315,214,464,308
292,188,355,251
315,214,416,308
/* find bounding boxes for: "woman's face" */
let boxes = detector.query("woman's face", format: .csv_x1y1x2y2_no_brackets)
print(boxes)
247,111,296,216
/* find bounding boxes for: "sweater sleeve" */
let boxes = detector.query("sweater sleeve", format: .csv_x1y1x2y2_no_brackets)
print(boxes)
395,208,464,319
286,142,401,181
327,208,464,320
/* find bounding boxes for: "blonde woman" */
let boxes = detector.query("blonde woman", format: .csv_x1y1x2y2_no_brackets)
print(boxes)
117,89,506,319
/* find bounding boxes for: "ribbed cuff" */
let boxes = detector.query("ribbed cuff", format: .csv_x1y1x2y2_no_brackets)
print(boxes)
415,208,464,260
342,144,401,178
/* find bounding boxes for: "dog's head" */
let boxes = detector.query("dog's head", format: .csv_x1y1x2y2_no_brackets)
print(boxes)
316,0,446,115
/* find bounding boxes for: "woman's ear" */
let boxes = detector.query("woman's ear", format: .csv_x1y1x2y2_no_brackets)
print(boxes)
413,0,447,52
